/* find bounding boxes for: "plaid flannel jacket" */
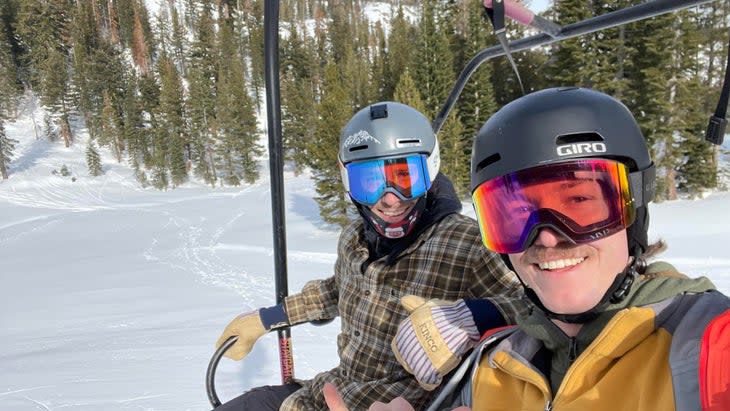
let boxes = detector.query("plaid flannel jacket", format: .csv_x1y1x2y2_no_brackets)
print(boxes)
281,212,526,410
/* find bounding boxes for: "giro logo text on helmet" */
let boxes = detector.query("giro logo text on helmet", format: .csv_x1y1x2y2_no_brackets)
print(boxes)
557,142,607,156
344,130,381,148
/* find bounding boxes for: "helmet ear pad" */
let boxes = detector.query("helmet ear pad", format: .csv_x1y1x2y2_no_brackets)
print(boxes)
627,205,649,257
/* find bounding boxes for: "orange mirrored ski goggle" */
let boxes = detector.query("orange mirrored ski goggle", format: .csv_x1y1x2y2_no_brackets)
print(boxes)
472,159,636,254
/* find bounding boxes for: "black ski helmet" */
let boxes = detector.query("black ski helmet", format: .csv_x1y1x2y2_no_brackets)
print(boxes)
471,87,656,256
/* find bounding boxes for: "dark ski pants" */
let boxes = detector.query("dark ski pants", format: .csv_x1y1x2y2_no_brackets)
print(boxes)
211,383,302,411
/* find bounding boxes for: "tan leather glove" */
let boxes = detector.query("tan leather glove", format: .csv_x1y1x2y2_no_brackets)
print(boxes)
216,304,289,360
391,295,480,391
215,311,268,360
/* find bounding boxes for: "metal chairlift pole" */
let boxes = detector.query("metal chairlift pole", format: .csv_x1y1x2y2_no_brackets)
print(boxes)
264,0,295,385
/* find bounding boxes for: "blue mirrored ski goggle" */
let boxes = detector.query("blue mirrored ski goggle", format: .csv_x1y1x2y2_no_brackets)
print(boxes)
343,154,432,206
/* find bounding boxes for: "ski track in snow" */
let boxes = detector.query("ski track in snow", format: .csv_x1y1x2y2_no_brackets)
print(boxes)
1,183,110,211
0,215,61,246
139,213,272,302
212,244,337,265
0,386,57,398
16,396,51,411
174,209,274,298
0,163,336,304
117,393,170,403
111,179,337,302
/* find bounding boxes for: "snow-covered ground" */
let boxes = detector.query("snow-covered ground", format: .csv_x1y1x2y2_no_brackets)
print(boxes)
1,110,729,411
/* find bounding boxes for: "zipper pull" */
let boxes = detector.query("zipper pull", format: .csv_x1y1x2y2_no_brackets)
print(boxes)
569,337,578,361
544,400,553,411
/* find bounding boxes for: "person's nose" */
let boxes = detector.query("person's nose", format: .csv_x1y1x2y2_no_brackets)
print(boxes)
532,227,567,248
378,191,404,207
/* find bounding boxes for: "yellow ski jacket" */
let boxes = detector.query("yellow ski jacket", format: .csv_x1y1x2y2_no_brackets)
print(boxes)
469,275,729,411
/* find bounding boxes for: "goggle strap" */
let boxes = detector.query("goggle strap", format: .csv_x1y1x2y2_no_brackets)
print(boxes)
629,163,656,207
340,161,350,192
427,140,440,183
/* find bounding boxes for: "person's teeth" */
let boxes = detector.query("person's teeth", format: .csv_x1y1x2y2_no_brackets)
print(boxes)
384,209,406,216
538,257,585,270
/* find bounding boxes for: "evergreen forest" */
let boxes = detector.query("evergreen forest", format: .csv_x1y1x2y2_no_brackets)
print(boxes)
0,0,728,225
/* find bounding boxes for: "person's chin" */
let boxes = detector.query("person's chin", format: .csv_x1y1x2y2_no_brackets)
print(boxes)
541,293,601,314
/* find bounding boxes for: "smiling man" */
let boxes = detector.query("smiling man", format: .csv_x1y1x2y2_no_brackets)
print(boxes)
211,102,526,411
343,88,730,411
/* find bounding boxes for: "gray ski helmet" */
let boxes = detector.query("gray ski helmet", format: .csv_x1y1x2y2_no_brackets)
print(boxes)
339,102,440,193
471,87,656,255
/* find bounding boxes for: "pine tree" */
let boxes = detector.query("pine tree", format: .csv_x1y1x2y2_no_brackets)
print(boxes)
130,73,158,170
157,57,188,187
110,0,154,56
310,62,353,226
414,0,466,193
312,5,329,80
585,0,635,98
71,0,128,158
369,21,387,101
328,1,353,67
86,139,103,176
149,122,169,190
438,108,469,197
241,0,265,108
215,14,262,186
114,0,136,46
347,11,374,108
545,0,596,87
458,0,498,160
624,12,674,200
0,120,16,179
15,0,75,147
168,3,188,76
393,69,426,114
280,23,317,173
186,3,218,185
327,0,370,110
0,0,20,117
106,0,121,44
441,0,466,76
100,90,124,162
131,7,151,75
43,114,58,142
671,7,724,197
383,5,415,100
71,0,101,137
701,2,730,190
413,0,454,119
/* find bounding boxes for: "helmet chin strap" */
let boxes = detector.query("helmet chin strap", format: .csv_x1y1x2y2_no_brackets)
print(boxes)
357,196,427,239
507,247,646,324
